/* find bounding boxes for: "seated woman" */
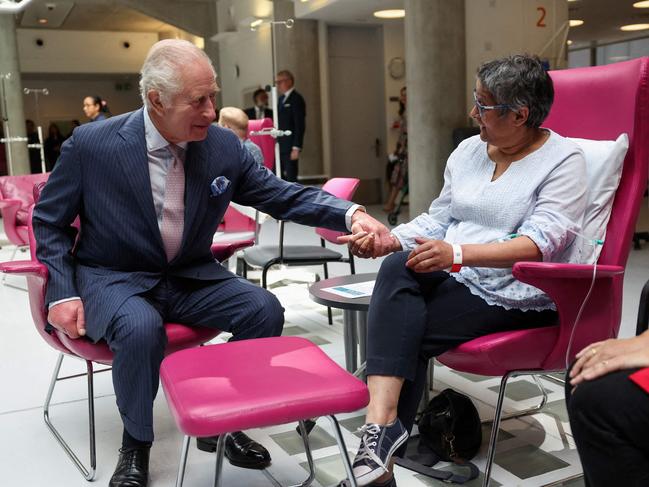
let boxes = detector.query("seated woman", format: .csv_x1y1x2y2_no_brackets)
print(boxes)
568,333,649,486
345,54,588,487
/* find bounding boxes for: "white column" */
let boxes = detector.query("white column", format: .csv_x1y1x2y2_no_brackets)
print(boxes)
405,0,466,217
0,14,29,174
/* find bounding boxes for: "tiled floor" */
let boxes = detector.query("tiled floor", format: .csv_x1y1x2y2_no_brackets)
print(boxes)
2,204,649,486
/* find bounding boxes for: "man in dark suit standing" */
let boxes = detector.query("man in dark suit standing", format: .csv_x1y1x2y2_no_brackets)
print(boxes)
33,40,391,487
276,70,306,182
243,88,273,121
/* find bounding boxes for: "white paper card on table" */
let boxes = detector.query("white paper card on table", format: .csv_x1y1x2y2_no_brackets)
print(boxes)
321,280,375,299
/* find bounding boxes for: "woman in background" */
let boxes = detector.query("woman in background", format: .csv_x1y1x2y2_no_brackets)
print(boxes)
384,86,407,213
44,123,65,171
82,95,108,122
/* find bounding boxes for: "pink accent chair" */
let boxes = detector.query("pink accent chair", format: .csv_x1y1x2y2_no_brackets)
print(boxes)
240,178,360,323
0,203,243,481
436,57,649,485
160,336,369,486
248,117,276,171
0,173,49,259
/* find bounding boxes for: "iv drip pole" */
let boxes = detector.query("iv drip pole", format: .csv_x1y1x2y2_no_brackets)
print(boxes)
24,87,50,173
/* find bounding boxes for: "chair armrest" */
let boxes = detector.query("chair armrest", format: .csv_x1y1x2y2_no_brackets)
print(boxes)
0,260,48,278
0,198,21,211
513,261,624,281
513,261,625,368
211,238,255,262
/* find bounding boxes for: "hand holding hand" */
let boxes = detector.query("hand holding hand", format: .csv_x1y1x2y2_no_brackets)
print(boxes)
405,237,453,272
569,334,649,386
48,299,86,339
337,209,400,258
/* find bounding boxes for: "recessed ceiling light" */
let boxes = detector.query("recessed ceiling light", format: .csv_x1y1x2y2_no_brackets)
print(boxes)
250,19,263,29
569,19,584,27
621,23,649,31
38,18,48,24
567,40,573,45
373,9,405,19
633,1,649,8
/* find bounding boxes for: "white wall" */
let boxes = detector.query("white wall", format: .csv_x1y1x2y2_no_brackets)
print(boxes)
465,0,568,113
214,0,274,109
17,29,158,74
382,22,405,159
22,75,142,133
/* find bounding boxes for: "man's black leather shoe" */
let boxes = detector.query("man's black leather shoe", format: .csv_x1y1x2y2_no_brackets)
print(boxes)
109,446,150,487
196,431,271,469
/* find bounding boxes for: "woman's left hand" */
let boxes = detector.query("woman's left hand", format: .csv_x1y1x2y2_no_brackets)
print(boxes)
406,238,453,272
569,334,649,386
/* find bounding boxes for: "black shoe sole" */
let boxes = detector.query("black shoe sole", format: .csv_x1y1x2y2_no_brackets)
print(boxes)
196,438,217,453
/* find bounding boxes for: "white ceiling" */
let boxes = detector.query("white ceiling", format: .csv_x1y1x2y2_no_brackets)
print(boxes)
13,0,649,49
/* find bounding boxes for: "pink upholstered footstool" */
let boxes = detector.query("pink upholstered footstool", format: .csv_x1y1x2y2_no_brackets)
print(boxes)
160,336,369,487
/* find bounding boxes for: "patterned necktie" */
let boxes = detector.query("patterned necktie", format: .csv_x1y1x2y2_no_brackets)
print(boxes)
160,144,185,261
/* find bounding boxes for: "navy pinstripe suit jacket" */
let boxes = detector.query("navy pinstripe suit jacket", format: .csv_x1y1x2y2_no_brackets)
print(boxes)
33,108,352,340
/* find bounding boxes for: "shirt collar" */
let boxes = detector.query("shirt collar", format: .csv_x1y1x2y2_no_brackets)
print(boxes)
283,87,295,99
143,107,188,152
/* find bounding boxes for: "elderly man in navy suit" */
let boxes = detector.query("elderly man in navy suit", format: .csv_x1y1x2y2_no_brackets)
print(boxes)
33,39,392,487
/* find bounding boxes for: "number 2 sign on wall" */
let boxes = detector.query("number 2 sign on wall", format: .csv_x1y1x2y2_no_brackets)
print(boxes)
537,6,547,27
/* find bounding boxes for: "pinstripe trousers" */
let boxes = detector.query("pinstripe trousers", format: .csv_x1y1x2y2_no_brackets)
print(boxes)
105,274,285,442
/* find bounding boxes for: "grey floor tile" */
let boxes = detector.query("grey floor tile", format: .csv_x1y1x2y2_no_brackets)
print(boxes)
304,334,331,345
300,451,353,487
271,425,336,455
455,371,496,382
415,470,501,487
282,325,310,336
554,475,586,486
480,424,514,442
488,379,549,402
543,400,570,423
339,415,367,437
495,444,570,479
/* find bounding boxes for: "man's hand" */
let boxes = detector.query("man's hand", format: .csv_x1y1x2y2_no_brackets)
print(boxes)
337,209,399,258
290,148,300,161
405,237,453,273
48,300,86,339
569,334,649,386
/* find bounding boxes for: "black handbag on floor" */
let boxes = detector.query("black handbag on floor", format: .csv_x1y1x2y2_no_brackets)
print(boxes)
395,388,482,484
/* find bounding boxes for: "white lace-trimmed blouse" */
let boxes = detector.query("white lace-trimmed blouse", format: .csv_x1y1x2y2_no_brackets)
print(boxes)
391,130,587,311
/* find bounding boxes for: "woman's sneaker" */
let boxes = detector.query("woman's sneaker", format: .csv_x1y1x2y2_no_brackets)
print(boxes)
352,419,408,486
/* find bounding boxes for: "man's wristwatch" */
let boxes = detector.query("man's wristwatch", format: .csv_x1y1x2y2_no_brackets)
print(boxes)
450,243,463,273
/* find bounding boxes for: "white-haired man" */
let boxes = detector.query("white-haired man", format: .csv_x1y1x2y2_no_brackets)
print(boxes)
218,106,265,166
33,39,392,487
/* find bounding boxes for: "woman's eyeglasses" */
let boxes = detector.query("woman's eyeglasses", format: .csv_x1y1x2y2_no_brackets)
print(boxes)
473,91,512,117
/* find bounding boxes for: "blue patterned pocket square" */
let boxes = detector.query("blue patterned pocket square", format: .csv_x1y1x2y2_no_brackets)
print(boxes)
210,176,231,197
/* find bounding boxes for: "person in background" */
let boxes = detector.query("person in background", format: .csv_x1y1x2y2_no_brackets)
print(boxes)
25,119,42,173
67,119,81,139
218,106,265,166
341,54,587,487
44,123,65,171
244,88,273,121
384,87,408,213
82,95,108,123
276,69,306,182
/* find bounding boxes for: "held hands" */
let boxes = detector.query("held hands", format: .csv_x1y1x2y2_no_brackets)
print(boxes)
337,209,399,258
48,299,86,339
406,237,453,273
569,333,649,386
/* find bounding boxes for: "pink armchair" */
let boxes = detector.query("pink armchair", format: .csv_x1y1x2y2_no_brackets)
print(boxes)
0,203,238,481
248,117,276,171
0,173,49,259
436,57,649,486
